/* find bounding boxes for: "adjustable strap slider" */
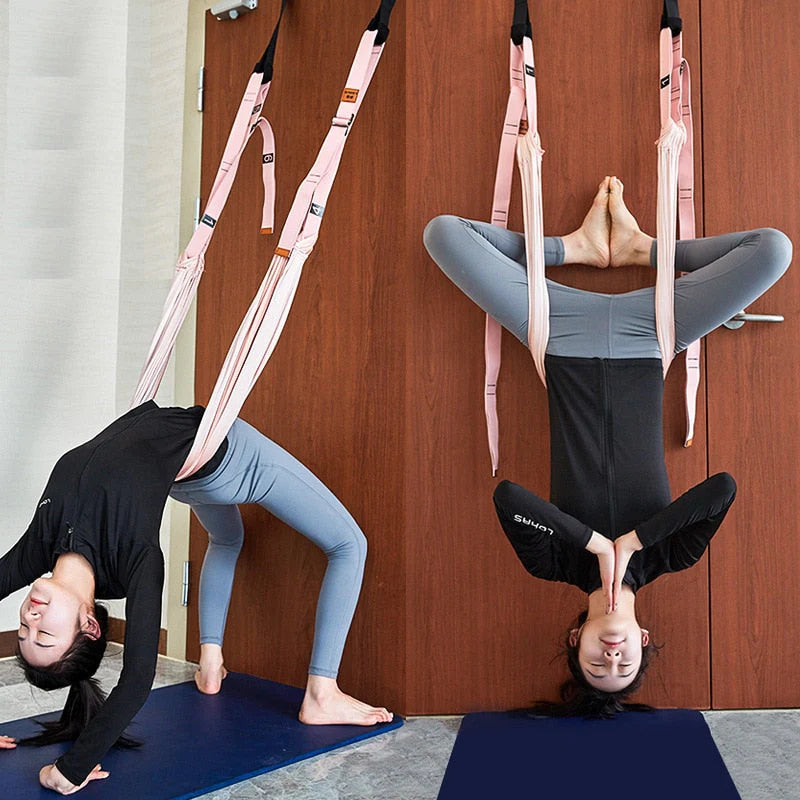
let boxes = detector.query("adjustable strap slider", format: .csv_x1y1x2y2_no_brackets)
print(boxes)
331,113,355,132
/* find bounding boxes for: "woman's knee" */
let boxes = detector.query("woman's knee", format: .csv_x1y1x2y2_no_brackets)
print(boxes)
423,213,461,249
756,228,793,282
324,523,367,567
205,531,244,557
209,531,244,554
195,506,245,551
423,214,471,269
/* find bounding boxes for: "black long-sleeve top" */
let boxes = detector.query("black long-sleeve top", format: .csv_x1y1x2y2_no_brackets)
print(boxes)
494,472,737,593
494,356,737,593
0,401,224,786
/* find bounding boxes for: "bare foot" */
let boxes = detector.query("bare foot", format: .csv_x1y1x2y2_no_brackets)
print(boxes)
299,675,393,726
561,177,611,267
609,177,654,267
195,644,228,695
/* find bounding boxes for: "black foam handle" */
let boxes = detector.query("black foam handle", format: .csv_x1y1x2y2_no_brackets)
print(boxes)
254,0,289,83
511,0,532,46
367,0,397,46
661,0,682,35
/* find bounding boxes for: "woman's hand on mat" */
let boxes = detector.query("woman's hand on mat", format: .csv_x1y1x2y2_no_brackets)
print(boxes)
39,763,109,795
585,531,616,614
612,531,644,611
0,734,16,748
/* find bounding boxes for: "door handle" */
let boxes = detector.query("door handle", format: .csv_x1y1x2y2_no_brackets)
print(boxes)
723,311,785,330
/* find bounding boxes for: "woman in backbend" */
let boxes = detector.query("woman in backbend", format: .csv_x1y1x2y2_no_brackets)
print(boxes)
423,176,791,715
0,403,391,794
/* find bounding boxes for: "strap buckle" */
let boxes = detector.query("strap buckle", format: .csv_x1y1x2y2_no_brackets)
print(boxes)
331,113,354,133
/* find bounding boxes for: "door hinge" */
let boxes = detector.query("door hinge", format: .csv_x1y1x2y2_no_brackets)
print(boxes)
211,1,258,22
197,67,205,113
181,561,190,606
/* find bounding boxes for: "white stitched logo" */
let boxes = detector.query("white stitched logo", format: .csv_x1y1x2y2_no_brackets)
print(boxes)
38,498,51,509
513,514,553,535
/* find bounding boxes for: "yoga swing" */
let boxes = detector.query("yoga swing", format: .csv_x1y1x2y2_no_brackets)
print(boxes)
484,0,699,475
131,0,397,480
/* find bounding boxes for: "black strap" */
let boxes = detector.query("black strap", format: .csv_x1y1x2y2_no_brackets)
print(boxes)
367,0,397,46
254,0,290,83
511,0,532,45
661,0,682,35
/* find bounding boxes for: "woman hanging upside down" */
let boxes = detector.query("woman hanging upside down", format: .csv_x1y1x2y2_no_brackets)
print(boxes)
423,176,791,716
0,404,391,794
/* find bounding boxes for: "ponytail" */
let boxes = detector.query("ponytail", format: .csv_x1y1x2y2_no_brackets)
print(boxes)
16,603,140,748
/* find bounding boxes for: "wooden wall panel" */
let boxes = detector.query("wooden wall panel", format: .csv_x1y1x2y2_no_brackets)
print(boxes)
194,0,718,715
190,1,408,714
703,1,800,708
405,0,710,712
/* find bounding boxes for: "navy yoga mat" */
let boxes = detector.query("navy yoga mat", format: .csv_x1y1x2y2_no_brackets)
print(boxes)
438,709,739,800
3,673,402,799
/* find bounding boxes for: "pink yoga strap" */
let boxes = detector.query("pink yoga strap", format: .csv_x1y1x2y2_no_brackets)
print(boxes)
484,8,546,477
131,2,396,479
483,1,699,475
658,12,701,447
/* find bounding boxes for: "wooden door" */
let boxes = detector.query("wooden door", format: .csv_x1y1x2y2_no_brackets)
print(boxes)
405,0,709,712
189,1,408,714
703,0,800,708
190,0,789,715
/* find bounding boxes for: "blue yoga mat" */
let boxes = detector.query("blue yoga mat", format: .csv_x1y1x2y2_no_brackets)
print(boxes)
438,709,739,800
3,673,402,799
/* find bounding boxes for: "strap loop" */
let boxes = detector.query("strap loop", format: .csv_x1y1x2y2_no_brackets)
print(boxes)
367,0,397,45
661,0,682,34
254,0,289,83
511,0,532,45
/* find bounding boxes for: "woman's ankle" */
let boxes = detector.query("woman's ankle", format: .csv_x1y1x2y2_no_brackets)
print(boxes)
199,643,224,667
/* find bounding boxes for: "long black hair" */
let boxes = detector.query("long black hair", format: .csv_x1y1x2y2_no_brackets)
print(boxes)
530,610,659,719
16,603,139,748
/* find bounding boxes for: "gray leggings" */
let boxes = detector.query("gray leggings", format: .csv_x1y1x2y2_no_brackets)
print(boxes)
168,419,366,679
423,216,792,359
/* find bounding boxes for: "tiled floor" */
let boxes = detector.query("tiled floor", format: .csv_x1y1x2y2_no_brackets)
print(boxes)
1,650,798,799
